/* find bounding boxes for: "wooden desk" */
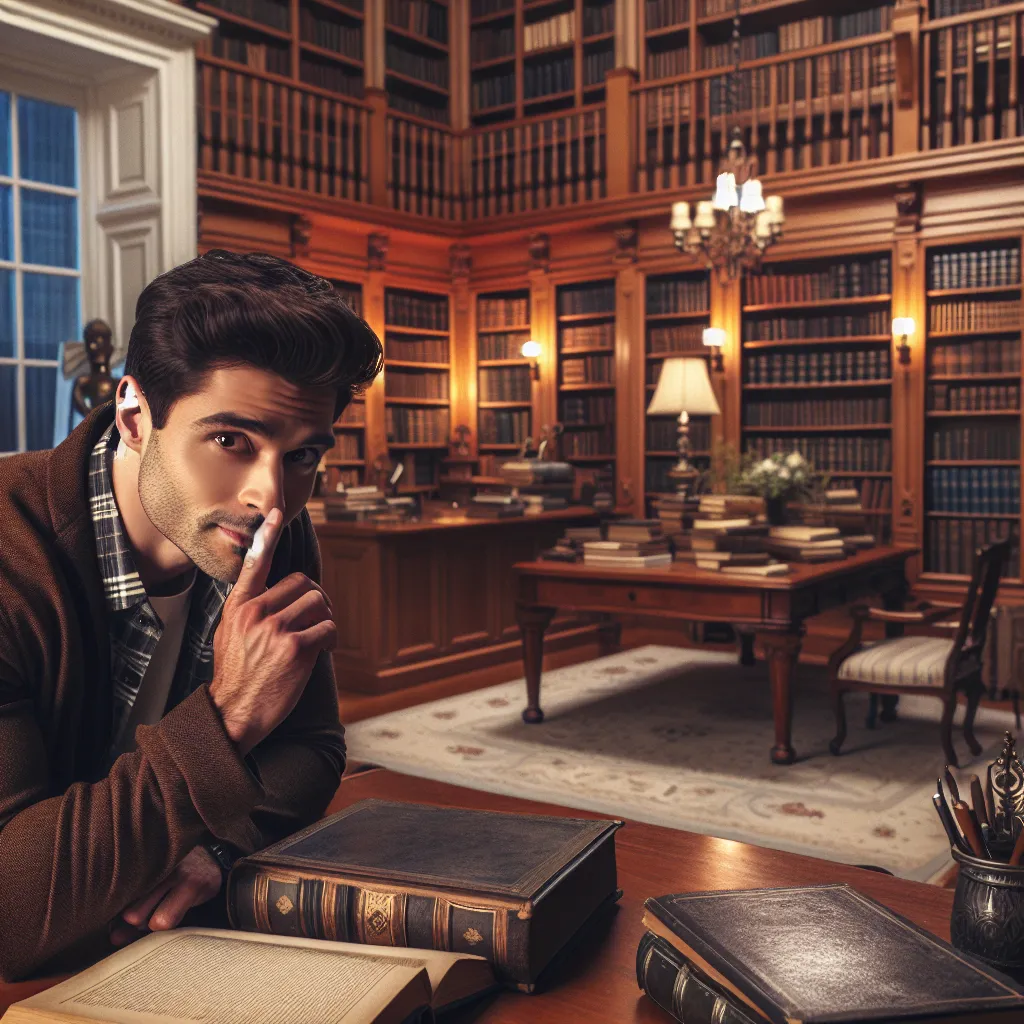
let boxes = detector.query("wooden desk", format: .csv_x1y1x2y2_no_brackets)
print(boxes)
0,768,954,1023
514,546,918,765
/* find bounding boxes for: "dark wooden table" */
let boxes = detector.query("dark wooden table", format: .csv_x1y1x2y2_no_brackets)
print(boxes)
0,768,955,1024
514,545,918,765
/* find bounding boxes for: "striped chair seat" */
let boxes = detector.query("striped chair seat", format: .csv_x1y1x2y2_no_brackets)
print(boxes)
837,636,954,688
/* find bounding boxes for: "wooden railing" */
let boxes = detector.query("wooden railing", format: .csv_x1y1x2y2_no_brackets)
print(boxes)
921,4,1024,150
198,63,370,201
387,114,463,220
635,35,896,192
463,105,607,218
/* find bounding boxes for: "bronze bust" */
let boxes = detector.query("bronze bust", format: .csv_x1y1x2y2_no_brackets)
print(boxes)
72,319,117,416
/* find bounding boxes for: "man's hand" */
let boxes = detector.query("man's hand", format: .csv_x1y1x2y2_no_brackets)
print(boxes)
208,507,337,756
110,846,223,946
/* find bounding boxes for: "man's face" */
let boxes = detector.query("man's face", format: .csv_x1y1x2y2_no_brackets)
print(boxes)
137,365,337,582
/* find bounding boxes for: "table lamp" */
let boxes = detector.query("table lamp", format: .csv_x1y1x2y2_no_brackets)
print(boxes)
647,357,720,498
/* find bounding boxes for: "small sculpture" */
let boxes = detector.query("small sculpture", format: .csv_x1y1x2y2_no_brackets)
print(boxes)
450,424,471,458
71,319,117,416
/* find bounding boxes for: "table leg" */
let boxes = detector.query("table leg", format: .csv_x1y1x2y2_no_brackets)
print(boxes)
517,603,555,724
738,631,756,667
758,630,804,765
597,615,622,657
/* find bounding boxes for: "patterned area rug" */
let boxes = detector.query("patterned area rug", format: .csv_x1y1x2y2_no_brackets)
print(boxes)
344,645,1017,882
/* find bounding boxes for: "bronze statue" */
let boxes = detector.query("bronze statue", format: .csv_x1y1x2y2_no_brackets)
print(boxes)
72,320,117,416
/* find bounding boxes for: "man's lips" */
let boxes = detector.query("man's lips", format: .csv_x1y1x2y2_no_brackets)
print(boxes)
219,525,254,547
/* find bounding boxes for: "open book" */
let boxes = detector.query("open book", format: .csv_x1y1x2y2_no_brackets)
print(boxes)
1,928,496,1024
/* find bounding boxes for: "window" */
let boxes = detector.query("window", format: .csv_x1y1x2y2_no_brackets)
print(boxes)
0,90,81,454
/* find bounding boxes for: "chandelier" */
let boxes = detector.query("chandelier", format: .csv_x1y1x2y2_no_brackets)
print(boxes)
669,0,784,279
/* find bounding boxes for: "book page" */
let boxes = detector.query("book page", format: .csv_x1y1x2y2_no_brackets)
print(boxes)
10,930,432,1024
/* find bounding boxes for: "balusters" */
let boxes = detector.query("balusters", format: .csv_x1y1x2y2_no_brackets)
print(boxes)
966,22,977,144
218,70,229,175
803,55,813,169
767,66,778,174
702,78,712,182
201,64,213,172
943,28,954,149
859,45,870,161
786,62,796,172
1011,15,1020,141
880,52,892,157
249,77,260,181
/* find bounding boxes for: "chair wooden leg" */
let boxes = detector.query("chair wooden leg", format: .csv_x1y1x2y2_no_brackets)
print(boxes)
830,681,847,756
963,685,983,757
940,693,959,769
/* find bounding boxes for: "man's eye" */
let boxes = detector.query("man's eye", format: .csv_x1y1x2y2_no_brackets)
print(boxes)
214,433,249,452
289,448,321,468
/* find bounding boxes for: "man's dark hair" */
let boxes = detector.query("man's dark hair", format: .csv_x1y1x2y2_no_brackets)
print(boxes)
124,250,383,429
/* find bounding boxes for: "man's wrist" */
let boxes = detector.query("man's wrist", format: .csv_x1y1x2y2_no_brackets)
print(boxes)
204,841,237,877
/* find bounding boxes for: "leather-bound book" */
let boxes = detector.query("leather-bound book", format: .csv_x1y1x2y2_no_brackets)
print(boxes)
642,884,1024,1024
227,799,623,991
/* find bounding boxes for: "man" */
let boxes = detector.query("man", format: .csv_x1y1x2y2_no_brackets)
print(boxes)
0,250,383,981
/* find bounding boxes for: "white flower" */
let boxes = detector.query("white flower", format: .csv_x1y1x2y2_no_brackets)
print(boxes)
778,467,790,480
785,452,804,469
758,459,774,473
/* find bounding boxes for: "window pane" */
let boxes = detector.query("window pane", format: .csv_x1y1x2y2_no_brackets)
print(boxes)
0,92,10,177
18,96,77,187
0,184,10,260
0,269,12,358
22,272,80,360
21,189,77,268
25,364,56,451
0,364,16,452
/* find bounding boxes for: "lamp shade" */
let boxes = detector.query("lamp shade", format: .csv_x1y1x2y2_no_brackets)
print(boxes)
647,357,721,417
739,178,765,214
891,317,915,337
521,339,542,358
712,172,738,211
670,201,691,232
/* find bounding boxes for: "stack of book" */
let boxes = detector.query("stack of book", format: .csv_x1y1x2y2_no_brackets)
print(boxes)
765,525,847,562
500,459,575,503
684,496,789,576
799,487,876,549
320,486,390,522
540,525,601,562
652,492,700,545
466,493,525,519
522,492,568,514
583,520,672,569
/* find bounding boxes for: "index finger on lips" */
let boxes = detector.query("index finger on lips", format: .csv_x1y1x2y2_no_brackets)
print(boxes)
230,507,283,603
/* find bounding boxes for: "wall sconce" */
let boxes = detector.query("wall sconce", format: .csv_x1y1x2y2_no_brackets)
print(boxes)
892,317,915,365
702,327,726,372
522,339,541,381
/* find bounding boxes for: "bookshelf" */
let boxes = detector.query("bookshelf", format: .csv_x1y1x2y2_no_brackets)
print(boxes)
193,0,365,99
469,0,615,126
476,289,532,473
384,286,452,493
386,0,450,124
322,281,366,492
643,270,712,507
741,252,894,542
557,278,617,491
923,238,1022,582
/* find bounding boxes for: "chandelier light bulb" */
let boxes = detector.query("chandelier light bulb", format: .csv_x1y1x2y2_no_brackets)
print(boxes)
765,195,785,224
754,210,773,240
739,179,765,214
670,201,692,232
693,201,716,230
712,172,738,211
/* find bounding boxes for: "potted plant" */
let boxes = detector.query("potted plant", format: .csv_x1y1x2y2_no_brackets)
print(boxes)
737,450,818,525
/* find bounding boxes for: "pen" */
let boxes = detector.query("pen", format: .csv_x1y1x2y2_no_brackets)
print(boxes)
953,799,986,859
944,767,961,806
933,792,970,855
970,775,989,828
985,764,997,829
1010,826,1024,867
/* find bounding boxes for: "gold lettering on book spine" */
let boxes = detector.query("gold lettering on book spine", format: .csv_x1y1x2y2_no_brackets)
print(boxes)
433,898,452,950
253,874,272,933
492,909,508,972
356,889,408,946
320,881,340,940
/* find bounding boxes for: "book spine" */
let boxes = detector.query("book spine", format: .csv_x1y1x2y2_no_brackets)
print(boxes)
227,865,528,984
636,932,760,1024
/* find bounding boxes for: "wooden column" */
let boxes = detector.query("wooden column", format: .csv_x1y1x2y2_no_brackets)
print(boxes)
614,228,643,515
364,237,388,473
528,235,556,451
711,267,743,458
605,68,638,199
450,245,476,456
366,87,389,207
892,0,922,156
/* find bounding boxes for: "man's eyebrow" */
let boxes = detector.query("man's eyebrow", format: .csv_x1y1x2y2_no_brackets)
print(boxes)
194,412,336,449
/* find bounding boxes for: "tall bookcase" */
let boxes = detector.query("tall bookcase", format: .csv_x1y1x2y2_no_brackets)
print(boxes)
644,270,711,507
192,0,365,98
322,281,366,492
383,286,452,493
385,0,451,124
923,238,1022,582
556,278,617,492
476,289,532,474
469,0,615,127
741,252,894,542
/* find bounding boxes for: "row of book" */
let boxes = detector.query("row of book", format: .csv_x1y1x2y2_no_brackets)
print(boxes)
479,367,531,402
929,299,1021,333
745,396,890,428
300,10,362,59
385,369,449,400
565,426,614,456
703,32,777,71
470,0,512,20
928,518,1019,579
386,291,449,331
208,32,290,75
319,465,361,494
299,58,362,97
524,56,573,99
646,0,688,31
214,0,289,32
479,409,530,444
929,423,1020,460
388,90,448,123
583,1,614,37
523,12,574,53
646,46,690,80
743,311,890,341
386,0,447,43
646,277,708,316
561,323,614,350
562,394,614,425
478,331,529,361
386,337,449,363
928,383,1020,412
648,419,710,450
562,354,613,384
385,406,449,444
926,467,1020,514
329,434,362,460
929,338,1020,375
745,258,891,306
559,282,615,316
332,282,362,316
648,323,706,353
479,296,528,328
584,49,614,88
472,73,514,111
929,247,1020,291
746,436,892,472
931,0,1019,19
470,25,513,64
746,348,892,384
386,42,448,88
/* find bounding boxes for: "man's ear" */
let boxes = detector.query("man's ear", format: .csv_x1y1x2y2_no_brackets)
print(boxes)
115,375,149,455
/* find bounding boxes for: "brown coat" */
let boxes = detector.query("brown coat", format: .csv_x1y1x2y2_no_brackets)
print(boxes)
0,404,345,981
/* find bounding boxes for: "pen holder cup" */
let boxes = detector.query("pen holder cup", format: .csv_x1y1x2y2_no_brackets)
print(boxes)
950,847,1024,982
